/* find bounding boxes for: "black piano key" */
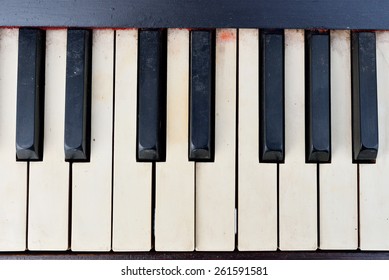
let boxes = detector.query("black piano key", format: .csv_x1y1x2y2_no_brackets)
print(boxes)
16,28,45,160
189,30,215,161
137,29,167,161
259,30,284,163
352,32,378,162
305,30,331,163
64,29,92,161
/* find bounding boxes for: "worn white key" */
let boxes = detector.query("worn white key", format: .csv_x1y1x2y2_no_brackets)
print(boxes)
196,29,236,251
279,29,317,250
0,29,27,251
237,29,277,251
319,30,357,249
360,31,389,250
112,29,152,251
155,29,194,251
28,30,69,250
72,30,114,251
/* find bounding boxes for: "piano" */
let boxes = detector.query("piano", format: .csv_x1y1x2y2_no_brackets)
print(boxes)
1,0,389,260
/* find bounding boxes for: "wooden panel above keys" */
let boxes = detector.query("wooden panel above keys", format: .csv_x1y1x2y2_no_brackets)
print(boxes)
1,0,389,29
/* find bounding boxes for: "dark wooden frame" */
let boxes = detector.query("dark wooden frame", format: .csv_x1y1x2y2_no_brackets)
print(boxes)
1,0,389,30
0,250,389,260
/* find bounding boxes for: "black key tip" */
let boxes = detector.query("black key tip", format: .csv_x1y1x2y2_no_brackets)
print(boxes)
354,146,378,163
137,148,160,162
16,144,40,161
260,150,284,163
307,150,331,163
189,148,213,162
64,144,88,162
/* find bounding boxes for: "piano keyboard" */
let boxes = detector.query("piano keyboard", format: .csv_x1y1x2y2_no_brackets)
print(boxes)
0,27,388,253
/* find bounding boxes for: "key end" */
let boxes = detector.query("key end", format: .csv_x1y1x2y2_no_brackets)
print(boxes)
354,145,378,163
307,151,331,163
137,148,162,162
64,144,89,162
189,148,213,162
260,144,284,163
16,144,41,161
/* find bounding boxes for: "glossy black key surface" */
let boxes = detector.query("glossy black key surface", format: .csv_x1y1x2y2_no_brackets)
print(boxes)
305,30,331,163
64,29,92,161
137,29,167,161
189,30,215,161
259,30,284,163
16,28,45,160
352,32,378,162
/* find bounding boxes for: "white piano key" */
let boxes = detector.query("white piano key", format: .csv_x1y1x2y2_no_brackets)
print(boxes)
319,30,358,249
28,30,69,250
279,29,317,250
196,29,236,251
155,29,194,251
112,29,152,251
237,29,277,251
360,31,389,250
71,30,114,251
0,29,27,251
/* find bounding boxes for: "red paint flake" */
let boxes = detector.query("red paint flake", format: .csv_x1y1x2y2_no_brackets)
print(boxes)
316,29,328,33
40,26,68,30
0,26,19,29
306,28,329,34
219,30,235,41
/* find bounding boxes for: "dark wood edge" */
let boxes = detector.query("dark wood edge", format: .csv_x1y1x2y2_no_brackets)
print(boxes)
1,0,389,30
1,250,389,260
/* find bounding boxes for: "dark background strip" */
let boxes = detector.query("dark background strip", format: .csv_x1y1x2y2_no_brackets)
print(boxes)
0,250,389,260
1,0,389,29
